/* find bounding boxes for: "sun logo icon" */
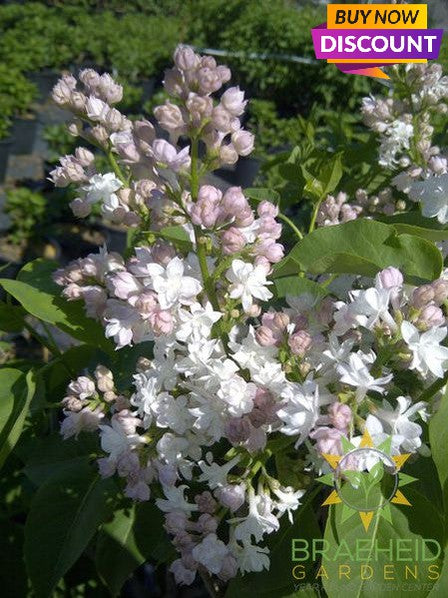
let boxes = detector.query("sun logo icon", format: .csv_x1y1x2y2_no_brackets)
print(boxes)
317,429,417,532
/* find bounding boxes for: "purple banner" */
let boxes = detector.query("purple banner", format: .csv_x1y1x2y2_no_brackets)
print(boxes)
312,26,443,61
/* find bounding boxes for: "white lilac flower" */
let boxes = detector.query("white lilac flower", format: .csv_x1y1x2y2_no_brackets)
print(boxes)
156,433,190,464
226,260,273,312
151,392,193,435
198,454,240,489
81,172,122,207
232,541,270,574
192,534,229,575
232,488,279,543
277,380,321,445
367,396,427,453
401,321,448,378
409,174,448,224
176,302,222,342
156,484,199,514
217,375,256,417
351,287,397,332
99,419,145,460
146,256,202,309
337,353,393,402
272,486,305,523
60,407,104,439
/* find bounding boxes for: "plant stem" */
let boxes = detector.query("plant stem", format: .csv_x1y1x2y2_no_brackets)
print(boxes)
278,212,303,240
107,149,127,185
309,197,324,233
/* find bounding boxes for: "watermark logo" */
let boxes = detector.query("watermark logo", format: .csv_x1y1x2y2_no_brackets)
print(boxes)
311,3,443,79
317,429,417,531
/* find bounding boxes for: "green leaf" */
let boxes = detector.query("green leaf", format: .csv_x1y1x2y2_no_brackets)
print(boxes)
274,276,328,301
225,488,322,598
378,212,448,242
0,520,28,598
133,501,177,564
302,152,343,201
159,225,192,251
277,220,442,282
24,460,117,598
0,259,112,352
42,344,100,401
0,301,25,332
244,187,281,205
111,341,154,393
429,387,448,509
95,506,145,596
0,369,36,469
322,486,444,598
23,433,100,486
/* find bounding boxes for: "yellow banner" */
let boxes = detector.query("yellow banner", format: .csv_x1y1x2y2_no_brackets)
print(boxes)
327,4,427,29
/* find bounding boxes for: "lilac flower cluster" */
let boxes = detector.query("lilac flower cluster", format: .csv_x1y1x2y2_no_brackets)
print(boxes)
52,47,448,586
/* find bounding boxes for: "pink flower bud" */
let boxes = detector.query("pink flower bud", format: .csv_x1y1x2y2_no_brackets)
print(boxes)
52,75,77,105
103,107,125,132
217,65,231,84
194,492,217,514
231,130,254,156
151,242,176,265
86,96,109,121
255,325,277,347
186,93,213,127
412,284,435,308
221,86,247,117
310,427,342,455
68,376,96,399
257,200,278,218
154,101,185,132
225,417,251,444
190,185,222,228
431,279,448,304
165,511,188,534
220,227,246,254
375,266,403,290
197,67,222,94
134,291,158,316
173,45,199,71
219,143,239,165
328,402,352,431
95,365,114,392
75,147,95,167
70,198,91,218
163,68,184,97
98,73,123,104
117,142,141,163
79,68,101,90
258,216,282,239
89,125,109,147
234,206,254,227
108,271,141,300
418,304,445,329
215,483,245,512
62,283,83,301
288,330,312,356
256,239,284,263
211,105,234,133
61,396,85,412
150,310,174,335
222,187,248,216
